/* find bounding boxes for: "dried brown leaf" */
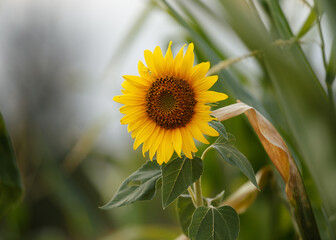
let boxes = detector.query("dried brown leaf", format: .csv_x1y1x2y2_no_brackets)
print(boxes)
213,102,290,182
212,101,320,239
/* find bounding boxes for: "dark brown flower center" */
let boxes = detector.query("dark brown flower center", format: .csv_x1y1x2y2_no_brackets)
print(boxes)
146,76,196,129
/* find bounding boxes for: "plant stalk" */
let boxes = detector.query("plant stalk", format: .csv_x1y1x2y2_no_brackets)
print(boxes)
187,186,198,208
201,145,212,160
194,179,203,207
317,15,328,72
327,82,335,111
193,147,214,207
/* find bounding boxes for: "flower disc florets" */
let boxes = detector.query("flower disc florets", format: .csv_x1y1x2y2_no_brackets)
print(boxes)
146,76,197,129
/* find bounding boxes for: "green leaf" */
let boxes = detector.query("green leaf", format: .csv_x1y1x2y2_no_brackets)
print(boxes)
212,143,259,189
188,206,239,240
161,156,203,208
209,120,228,140
177,195,196,236
101,160,161,209
267,0,294,39
206,190,225,207
296,8,317,39
0,113,23,217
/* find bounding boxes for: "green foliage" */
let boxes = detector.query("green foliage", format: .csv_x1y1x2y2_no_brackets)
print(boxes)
211,143,259,189
188,205,239,240
161,157,203,208
3,0,336,238
101,160,161,209
103,156,204,209
206,190,225,207
0,113,22,217
296,8,317,39
177,195,196,236
209,120,228,140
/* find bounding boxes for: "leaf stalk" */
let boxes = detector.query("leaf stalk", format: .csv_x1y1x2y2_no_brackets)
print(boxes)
194,179,203,207
187,186,198,208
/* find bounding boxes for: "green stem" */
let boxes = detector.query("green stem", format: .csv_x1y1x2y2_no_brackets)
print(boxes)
192,146,214,207
201,145,213,160
327,82,335,110
190,146,215,207
207,50,260,76
187,186,198,208
194,179,203,207
317,15,328,72
316,11,335,112
207,38,304,76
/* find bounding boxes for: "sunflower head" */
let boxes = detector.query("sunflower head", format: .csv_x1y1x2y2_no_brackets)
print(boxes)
114,42,228,165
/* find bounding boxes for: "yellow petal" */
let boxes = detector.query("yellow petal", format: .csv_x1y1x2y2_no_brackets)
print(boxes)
194,102,211,111
179,43,194,79
131,119,151,139
164,41,174,75
138,61,154,82
186,124,209,144
132,122,149,147
142,126,160,155
193,105,213,121
156,146,164,165
120,111,147,125
165,141,175,164
113,94,145,105
190,62,210,85
196,91,228,103
156,131,167,165
144,50,157,75
127,116,148,132
149,128,165,160
181,133,193,159
119,105,145,115
192,75,218,92
180,127,198,154
192,113,215,123
196,121,219,137
173,44,186,75
153,46,165,77
121,81,145,94
133,121,156,150
172,128,182,157
157,131,174,164
123,75,151,87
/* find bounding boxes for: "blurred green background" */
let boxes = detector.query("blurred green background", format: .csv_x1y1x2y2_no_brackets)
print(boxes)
0,0,335,239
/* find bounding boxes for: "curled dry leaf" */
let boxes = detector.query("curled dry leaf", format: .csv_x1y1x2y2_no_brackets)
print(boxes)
212,102,290,182
221,166,273,214
212,101,320,239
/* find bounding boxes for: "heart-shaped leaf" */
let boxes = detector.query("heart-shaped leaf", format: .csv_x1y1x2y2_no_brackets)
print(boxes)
212,143,259,189
101,160,161,209
188,205,239,240
161,156,203,208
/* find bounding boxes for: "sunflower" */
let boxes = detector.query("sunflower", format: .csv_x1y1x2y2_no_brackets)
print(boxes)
114,42,228,165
